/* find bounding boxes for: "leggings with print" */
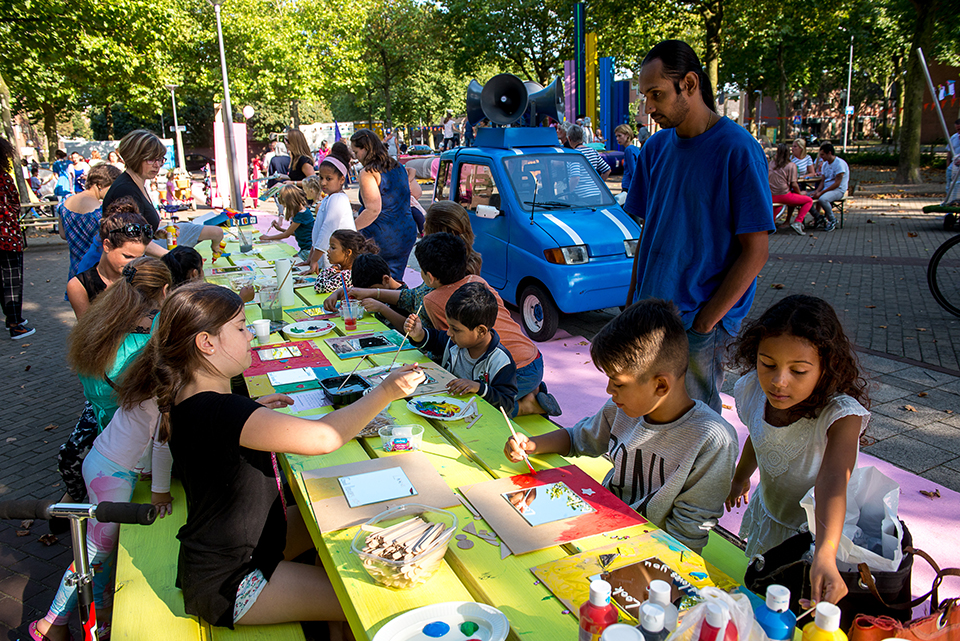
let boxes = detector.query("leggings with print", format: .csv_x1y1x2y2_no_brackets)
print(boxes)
44,447,138,625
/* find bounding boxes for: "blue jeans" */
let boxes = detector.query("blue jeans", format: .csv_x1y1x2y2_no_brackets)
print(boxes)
512,353,545,417
685,325,731,414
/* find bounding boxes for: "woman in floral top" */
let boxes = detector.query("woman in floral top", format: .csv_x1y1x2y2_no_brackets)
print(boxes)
0,137,35,339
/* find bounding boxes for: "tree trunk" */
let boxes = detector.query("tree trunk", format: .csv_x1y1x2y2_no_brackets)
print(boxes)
701,0,722,96
777,43,789,142
104,104,114,141
290,99,301,128
42,102,59,160
892,52,903,149
0,71,31,202
880,72,890,144
896,0,937,184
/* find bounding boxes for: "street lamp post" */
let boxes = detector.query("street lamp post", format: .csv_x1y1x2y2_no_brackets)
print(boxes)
755,89,763,136
843,34,854,152
209,0,243,212
165,84,187,174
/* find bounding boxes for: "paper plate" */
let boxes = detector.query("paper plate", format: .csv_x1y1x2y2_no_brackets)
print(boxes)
406,396,468,421
371,601,509,641
282,320,336,339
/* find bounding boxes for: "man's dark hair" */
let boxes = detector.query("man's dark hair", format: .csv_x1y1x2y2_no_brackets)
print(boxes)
955,118,960,125
445,282,497,330
590,299,689,379
351,253,392,288
414,232,468,285
641,40,716,112
819,142,836,156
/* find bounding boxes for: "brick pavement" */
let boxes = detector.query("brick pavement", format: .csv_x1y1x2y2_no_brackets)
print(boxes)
2,167,959,639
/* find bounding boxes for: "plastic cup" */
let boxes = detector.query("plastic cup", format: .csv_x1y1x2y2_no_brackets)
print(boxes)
379,425,424,452
340,299,364,331
252,319,271,343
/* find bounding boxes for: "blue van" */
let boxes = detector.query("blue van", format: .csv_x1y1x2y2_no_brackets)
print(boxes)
433,127,641,341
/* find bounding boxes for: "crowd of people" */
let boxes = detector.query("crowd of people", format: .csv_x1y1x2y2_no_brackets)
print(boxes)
0,36,887,639
767,138,850,234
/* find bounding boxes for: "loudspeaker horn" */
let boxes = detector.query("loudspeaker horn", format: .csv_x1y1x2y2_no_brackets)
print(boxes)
466,79,485,126
526,77,565,125
480,74,529,126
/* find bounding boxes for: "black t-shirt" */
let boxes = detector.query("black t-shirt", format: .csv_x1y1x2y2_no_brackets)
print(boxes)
100,172,160,231
267,155,291,188
170,392,286,628
76,266,107,303
288,155,313,182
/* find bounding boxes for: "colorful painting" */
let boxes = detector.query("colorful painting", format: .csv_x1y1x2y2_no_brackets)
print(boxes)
285,305,338,322
503,481,596,527
458,465,648,555
531,530,737,623
324,330,415,359
245,340,332,377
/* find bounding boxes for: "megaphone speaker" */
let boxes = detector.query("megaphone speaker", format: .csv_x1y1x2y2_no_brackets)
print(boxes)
527,77,565,125
481,74,529,126
466,79,485,126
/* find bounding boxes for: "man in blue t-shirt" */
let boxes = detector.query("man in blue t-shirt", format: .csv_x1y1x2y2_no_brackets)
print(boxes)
624,40,774,413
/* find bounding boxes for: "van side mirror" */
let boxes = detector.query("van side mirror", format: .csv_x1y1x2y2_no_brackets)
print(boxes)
476,205,501,219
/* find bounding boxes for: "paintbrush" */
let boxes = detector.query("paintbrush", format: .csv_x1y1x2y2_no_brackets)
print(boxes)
388,303,423,370
500,406,536,474
336,356,368,392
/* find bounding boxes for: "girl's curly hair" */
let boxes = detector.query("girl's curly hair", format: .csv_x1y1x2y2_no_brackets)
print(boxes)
730,294,869,419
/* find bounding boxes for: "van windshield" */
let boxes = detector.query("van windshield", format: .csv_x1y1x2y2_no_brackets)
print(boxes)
503,153,615,211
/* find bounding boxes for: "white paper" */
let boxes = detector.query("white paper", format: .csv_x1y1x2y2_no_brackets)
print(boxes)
267,367,317,386
339,467,417,508
287,389,332,413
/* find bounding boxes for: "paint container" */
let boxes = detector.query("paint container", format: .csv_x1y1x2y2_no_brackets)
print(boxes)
600,624,643,641
638,603,667,641
801,603,846,641
580,579,619,641
643,579,678,632
755,585,796,641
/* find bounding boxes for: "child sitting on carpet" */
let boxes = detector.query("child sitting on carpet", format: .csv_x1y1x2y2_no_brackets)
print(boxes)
725,295,870,605
504,299,738,553
414,232,559,418
260,184,314,261
405,282,518,414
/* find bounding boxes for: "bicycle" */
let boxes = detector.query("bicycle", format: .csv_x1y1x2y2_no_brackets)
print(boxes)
0,498,157,641
927,233,960,317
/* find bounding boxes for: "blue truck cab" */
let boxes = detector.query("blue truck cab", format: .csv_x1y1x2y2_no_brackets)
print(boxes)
432,126,641,341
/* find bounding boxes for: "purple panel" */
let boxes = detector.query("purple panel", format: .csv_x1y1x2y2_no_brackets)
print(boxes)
564,60,576,123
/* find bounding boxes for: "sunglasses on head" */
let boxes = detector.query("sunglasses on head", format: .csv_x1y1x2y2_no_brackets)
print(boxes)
109,224,154,240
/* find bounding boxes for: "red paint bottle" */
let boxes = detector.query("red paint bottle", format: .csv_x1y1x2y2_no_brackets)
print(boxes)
698,602,738,641
579,580,619,641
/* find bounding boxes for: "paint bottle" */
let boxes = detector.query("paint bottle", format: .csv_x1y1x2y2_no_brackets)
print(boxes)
801,603,846,641
213,238,228,261
697,602,738,641
638,603,668,641
755,585,796,641
165,220,178,249
600,624,643,641
644,579,679,632
579,579,619,641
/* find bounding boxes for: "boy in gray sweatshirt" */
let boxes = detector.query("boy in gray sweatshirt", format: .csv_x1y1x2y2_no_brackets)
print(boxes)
504,299,738,553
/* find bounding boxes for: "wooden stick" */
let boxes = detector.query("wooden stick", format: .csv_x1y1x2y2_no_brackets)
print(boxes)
500,406,536,474
389,303,423,370
336,355,368,392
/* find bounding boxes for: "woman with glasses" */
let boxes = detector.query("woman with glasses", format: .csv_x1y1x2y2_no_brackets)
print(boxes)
66,198,152,318
101,129,167,235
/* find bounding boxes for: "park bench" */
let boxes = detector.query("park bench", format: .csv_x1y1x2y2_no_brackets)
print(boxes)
18,201,58,229
113,480,305,641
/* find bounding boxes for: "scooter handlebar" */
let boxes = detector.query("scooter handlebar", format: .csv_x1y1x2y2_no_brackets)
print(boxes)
0,499,56,521
94,502,157,526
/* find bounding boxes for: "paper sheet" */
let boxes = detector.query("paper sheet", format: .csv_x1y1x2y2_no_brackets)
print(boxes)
267,367,317,386
287,389,333,413
338,467,418,508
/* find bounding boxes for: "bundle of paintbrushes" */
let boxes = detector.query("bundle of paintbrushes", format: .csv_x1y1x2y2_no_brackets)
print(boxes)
356,515,456,588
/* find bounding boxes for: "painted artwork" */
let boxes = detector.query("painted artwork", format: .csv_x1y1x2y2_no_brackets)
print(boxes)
502,481,595,527
245,340,332,377
211,264,254,275
531,530,738,622
285,305,338,322
458,465,647,555
325,330,415,359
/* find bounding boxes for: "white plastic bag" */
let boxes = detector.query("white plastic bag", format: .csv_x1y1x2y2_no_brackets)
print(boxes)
667,587,765,641
799,465,903,573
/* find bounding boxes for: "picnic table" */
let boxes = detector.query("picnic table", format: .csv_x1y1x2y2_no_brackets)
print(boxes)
219,232,742,640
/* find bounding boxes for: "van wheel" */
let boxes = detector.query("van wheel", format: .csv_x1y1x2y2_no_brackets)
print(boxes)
520,284,559,342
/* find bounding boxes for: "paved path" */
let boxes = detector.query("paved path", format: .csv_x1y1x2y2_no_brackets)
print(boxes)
1,166,958,639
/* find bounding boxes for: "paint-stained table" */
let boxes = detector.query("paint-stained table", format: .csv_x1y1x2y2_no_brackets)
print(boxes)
227,245,740,640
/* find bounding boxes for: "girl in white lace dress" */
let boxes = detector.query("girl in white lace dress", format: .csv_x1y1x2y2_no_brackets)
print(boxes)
725,295,870,605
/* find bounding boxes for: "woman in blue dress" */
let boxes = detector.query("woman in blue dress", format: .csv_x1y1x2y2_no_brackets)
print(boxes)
350,129,417,281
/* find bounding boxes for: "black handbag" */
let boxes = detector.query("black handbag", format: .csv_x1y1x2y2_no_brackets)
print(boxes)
745,520,915,632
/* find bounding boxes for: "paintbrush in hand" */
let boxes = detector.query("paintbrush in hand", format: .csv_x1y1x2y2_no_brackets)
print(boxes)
388,303,423,370
500,406,536,474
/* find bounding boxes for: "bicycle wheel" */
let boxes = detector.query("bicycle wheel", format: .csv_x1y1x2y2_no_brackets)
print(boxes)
928,234,960,317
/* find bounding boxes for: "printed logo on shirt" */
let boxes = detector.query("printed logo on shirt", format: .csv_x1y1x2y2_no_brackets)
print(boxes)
607,436,679,509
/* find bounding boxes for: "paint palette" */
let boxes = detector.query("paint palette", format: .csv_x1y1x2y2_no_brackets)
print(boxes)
371,601,509,641
406,396,469,421
282,320,336,339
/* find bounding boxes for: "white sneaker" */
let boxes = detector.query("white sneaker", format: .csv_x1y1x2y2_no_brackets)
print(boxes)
790,222,806,236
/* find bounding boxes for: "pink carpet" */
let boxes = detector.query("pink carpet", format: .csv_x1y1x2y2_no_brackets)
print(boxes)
534,332,960,608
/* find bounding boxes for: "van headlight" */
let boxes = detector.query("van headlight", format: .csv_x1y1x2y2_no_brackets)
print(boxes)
544,245,589,265
624,239,639,257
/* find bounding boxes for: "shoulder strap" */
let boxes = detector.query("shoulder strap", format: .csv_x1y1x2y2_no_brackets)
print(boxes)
857,547,960,611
